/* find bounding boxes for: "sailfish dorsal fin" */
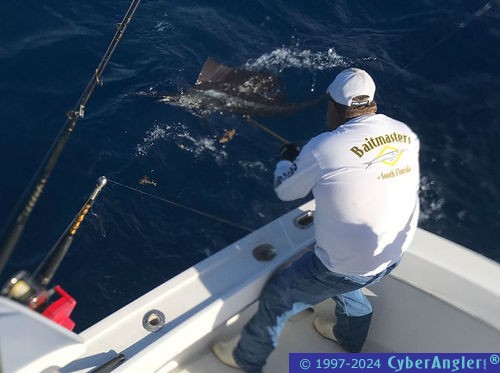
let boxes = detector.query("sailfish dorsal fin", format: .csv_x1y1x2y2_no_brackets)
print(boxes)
195,57,237,85
194,57,284,104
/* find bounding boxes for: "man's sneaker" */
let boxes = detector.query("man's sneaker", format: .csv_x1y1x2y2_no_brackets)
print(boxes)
212,335,241,369
313,317,347,352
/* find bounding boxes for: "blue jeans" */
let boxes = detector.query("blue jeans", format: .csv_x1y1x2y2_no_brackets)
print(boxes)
233,251,397,372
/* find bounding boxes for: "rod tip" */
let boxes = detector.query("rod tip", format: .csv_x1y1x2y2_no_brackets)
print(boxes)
97,176,108,187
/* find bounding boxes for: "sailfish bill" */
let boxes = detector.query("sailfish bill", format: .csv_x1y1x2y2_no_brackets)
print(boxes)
158,57,325,117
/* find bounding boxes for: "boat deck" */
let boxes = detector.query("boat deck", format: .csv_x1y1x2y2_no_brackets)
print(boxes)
82,201,499,373
171,271,499,373
173,301,346,373
4,201,498,373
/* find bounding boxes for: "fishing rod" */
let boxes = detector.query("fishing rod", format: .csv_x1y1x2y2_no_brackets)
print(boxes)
243,116,290,145
0,0,141,277
1,177,107,330
31,177,108,288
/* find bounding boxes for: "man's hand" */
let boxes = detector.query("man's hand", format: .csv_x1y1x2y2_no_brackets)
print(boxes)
278,143,301,161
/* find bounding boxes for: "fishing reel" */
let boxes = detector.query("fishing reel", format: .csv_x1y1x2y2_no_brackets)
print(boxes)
2,270,77,330
1,270,49,309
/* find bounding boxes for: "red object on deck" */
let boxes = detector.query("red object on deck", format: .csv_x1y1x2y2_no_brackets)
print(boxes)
42,285,76,331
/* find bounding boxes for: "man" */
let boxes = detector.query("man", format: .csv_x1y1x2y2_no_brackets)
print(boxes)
213,68,420,372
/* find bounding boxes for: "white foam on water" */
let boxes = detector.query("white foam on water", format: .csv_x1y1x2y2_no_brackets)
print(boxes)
419,175,446,223
155,20,174,32
135,122,228,165
135,123,171,157
243,47,350,73
136,86,158,97
238,160,268,181
189,136,229,165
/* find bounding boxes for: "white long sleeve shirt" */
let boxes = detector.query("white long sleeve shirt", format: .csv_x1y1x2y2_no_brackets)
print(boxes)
274,114,420,276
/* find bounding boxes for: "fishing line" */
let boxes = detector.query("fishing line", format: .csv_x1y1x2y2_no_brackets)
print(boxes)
381,0,496,87
90,206,107,238
106,179,254,233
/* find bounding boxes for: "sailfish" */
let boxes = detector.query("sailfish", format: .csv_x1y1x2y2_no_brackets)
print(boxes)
158,57,325,117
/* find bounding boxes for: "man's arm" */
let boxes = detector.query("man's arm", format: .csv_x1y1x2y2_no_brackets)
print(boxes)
273,145,320,201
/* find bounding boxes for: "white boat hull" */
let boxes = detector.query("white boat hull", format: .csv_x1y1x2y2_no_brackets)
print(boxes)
1,200,499,372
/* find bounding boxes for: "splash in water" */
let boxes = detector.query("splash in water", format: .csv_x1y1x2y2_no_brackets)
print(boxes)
135,121,228,165
243,47,350,72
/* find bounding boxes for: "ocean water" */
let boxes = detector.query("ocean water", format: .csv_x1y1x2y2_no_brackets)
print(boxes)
0,0,498,332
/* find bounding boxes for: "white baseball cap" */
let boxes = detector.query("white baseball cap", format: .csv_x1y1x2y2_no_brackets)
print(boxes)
327,68,376,107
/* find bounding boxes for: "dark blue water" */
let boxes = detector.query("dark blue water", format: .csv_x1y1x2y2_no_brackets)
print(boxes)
0,1,499,332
